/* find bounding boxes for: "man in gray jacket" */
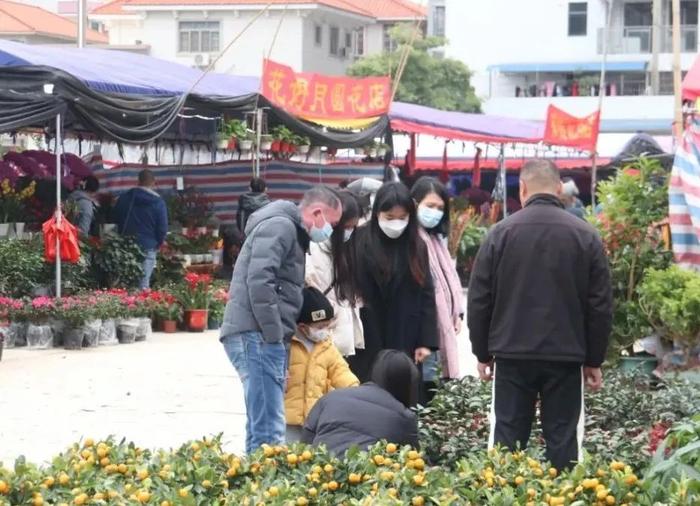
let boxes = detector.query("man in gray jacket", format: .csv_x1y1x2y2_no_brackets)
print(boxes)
220,186,342,454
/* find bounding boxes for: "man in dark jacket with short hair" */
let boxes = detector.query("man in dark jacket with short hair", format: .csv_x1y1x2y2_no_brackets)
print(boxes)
236,177,270,233
113,169,168,289
468,159,612,470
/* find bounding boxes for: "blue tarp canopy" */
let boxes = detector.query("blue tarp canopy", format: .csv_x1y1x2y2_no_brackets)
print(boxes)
489,61,648,73
0,39,259,97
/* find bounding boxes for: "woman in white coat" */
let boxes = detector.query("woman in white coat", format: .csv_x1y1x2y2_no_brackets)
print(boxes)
305,190,364,356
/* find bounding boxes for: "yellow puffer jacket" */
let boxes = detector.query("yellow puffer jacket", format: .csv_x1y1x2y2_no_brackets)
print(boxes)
285,336,359,426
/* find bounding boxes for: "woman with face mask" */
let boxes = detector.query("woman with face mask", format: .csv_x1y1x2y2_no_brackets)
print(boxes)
411,177,465,395
305,190,365,357
346,182,438,383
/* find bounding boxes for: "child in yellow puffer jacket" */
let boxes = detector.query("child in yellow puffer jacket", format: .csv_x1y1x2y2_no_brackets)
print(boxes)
285,287,359,442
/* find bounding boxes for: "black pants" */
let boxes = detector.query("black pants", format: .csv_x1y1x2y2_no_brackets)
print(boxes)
491,359,583,470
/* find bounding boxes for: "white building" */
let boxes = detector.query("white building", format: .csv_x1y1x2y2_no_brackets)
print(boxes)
433,0,699,137
89,0,426,75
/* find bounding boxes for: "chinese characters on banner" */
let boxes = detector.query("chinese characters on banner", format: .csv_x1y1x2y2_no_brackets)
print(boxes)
261,59,392,120
543,105,601,152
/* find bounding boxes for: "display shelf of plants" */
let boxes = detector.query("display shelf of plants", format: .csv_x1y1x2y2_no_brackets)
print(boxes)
0,369,697,504
216,120,312,160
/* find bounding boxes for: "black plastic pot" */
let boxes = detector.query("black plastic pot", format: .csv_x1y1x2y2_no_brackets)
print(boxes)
64,327,84,350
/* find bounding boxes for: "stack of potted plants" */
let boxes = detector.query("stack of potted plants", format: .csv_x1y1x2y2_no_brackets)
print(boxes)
176,273,213,332
0,178,35,238
218,119,253,152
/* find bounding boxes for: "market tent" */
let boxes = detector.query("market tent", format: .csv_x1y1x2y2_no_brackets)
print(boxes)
0,40,388,146
389,101,544,143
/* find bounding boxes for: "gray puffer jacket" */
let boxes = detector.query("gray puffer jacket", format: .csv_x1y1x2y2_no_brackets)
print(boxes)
220,200,307,344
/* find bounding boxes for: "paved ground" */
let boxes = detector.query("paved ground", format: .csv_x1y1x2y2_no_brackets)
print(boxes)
0,318,477,466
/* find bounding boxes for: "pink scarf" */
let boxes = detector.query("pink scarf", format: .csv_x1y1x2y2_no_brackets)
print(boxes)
420,229,464,378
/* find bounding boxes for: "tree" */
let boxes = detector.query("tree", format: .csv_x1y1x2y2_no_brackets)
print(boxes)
347,24,480,113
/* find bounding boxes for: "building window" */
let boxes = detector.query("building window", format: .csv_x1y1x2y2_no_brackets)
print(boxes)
314,24,322,46
354,28,364,57
329,26,340,55
433,5,445,37
568,2,587,36
383,23,397,52
178,21,220,53
345,31,352,50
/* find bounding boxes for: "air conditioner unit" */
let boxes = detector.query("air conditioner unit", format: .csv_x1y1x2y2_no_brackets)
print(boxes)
193,53,211,67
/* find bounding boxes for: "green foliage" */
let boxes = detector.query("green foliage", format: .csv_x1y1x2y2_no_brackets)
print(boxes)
418,370,700,472
645,414,700,503
92,235,144,289
589,157,673,357
221,118,249,140
150,253,185,289
165,188,214,228
639,265,700,353
347,24,480,113
0,238,46,297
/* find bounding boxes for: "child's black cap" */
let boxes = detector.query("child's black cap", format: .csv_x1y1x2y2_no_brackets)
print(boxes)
298,287,334,324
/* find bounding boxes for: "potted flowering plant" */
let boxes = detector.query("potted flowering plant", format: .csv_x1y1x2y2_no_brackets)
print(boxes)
208,286,228,330
156,297,182,333
0,179,36,237
176,273,213,332
59,296,98,350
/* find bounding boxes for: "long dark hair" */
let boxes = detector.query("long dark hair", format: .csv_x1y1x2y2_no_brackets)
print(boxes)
363,182,428,287
411,176,450,236
370,349,420,408
330,190,361,303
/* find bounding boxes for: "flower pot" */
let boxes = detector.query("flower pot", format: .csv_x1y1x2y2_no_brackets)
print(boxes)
183,254,192,267
135,317,152,342
5,322,26,348
203,253,213,263
211,229,219,238
377,148,387,157
279,141,290,153
208,317,222,330
184,309,209,332
0,223,9,237
99,319,118,345
618,355,658,375
368,149,377,158
227,138,237,151
271,140,281,153
260,141,273,151
48,318,66,347
197,226,208,235
117,318,139,344
217,138,229,150
354,147,365,155
162,319,178,333
83,319,102,348
298,145,311,154
181,227,189,235
286,143,297,154
239,140,254,151
26,324,54,349
64,327,85,350
210,249,223,265
12,222,25,238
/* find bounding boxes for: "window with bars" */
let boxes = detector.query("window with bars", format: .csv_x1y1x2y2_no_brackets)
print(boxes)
568,2,587,36
314,24,323,46
178,21,221,53
330,26,340,55
383,23,397,52
433,5,445,37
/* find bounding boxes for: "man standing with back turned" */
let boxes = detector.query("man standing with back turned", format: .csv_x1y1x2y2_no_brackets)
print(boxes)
468,159,612,470
220,186,342,454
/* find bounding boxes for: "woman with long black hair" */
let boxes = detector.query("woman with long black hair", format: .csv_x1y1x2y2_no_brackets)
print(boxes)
305,190,364,356
411,177,464,388
347,182,438,382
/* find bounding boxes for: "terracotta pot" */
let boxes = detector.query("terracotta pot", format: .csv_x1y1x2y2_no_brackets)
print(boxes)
271,140,281,152
184,309,209,332
227,138,237,151
162,320,178,333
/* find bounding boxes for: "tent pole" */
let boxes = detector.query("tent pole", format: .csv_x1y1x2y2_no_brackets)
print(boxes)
592,0,612,210
55,113,62,299
255,108,262,178
499,143,507,219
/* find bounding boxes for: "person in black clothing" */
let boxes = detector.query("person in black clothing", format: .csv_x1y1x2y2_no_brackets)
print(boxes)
346,182,438,383
301,349,420,455
236,177,270,233
468,159,613,470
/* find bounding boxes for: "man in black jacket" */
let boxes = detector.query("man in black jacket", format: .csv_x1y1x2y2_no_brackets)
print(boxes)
236,177,270,233
467,159,612,470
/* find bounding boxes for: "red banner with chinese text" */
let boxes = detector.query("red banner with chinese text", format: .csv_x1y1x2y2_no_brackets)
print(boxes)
543,105,600,153
262,59,391,121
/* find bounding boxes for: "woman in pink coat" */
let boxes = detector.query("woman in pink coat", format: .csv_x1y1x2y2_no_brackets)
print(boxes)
411,177,464,396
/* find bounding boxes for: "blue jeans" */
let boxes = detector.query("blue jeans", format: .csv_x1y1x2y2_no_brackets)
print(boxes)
140,249,157,289
222,332,287,454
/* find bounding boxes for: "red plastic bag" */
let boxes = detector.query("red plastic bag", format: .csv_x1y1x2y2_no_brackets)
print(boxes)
42,215,81,264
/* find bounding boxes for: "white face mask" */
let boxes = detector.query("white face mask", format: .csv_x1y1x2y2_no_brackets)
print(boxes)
306,327,330,343
378,218,409,239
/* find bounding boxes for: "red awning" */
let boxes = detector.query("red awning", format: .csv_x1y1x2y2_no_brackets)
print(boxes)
390,118,543,144
411,157,611,171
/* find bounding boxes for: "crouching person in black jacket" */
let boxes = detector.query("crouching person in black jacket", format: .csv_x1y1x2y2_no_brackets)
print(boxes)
468,159,613,471
301,350,419,456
